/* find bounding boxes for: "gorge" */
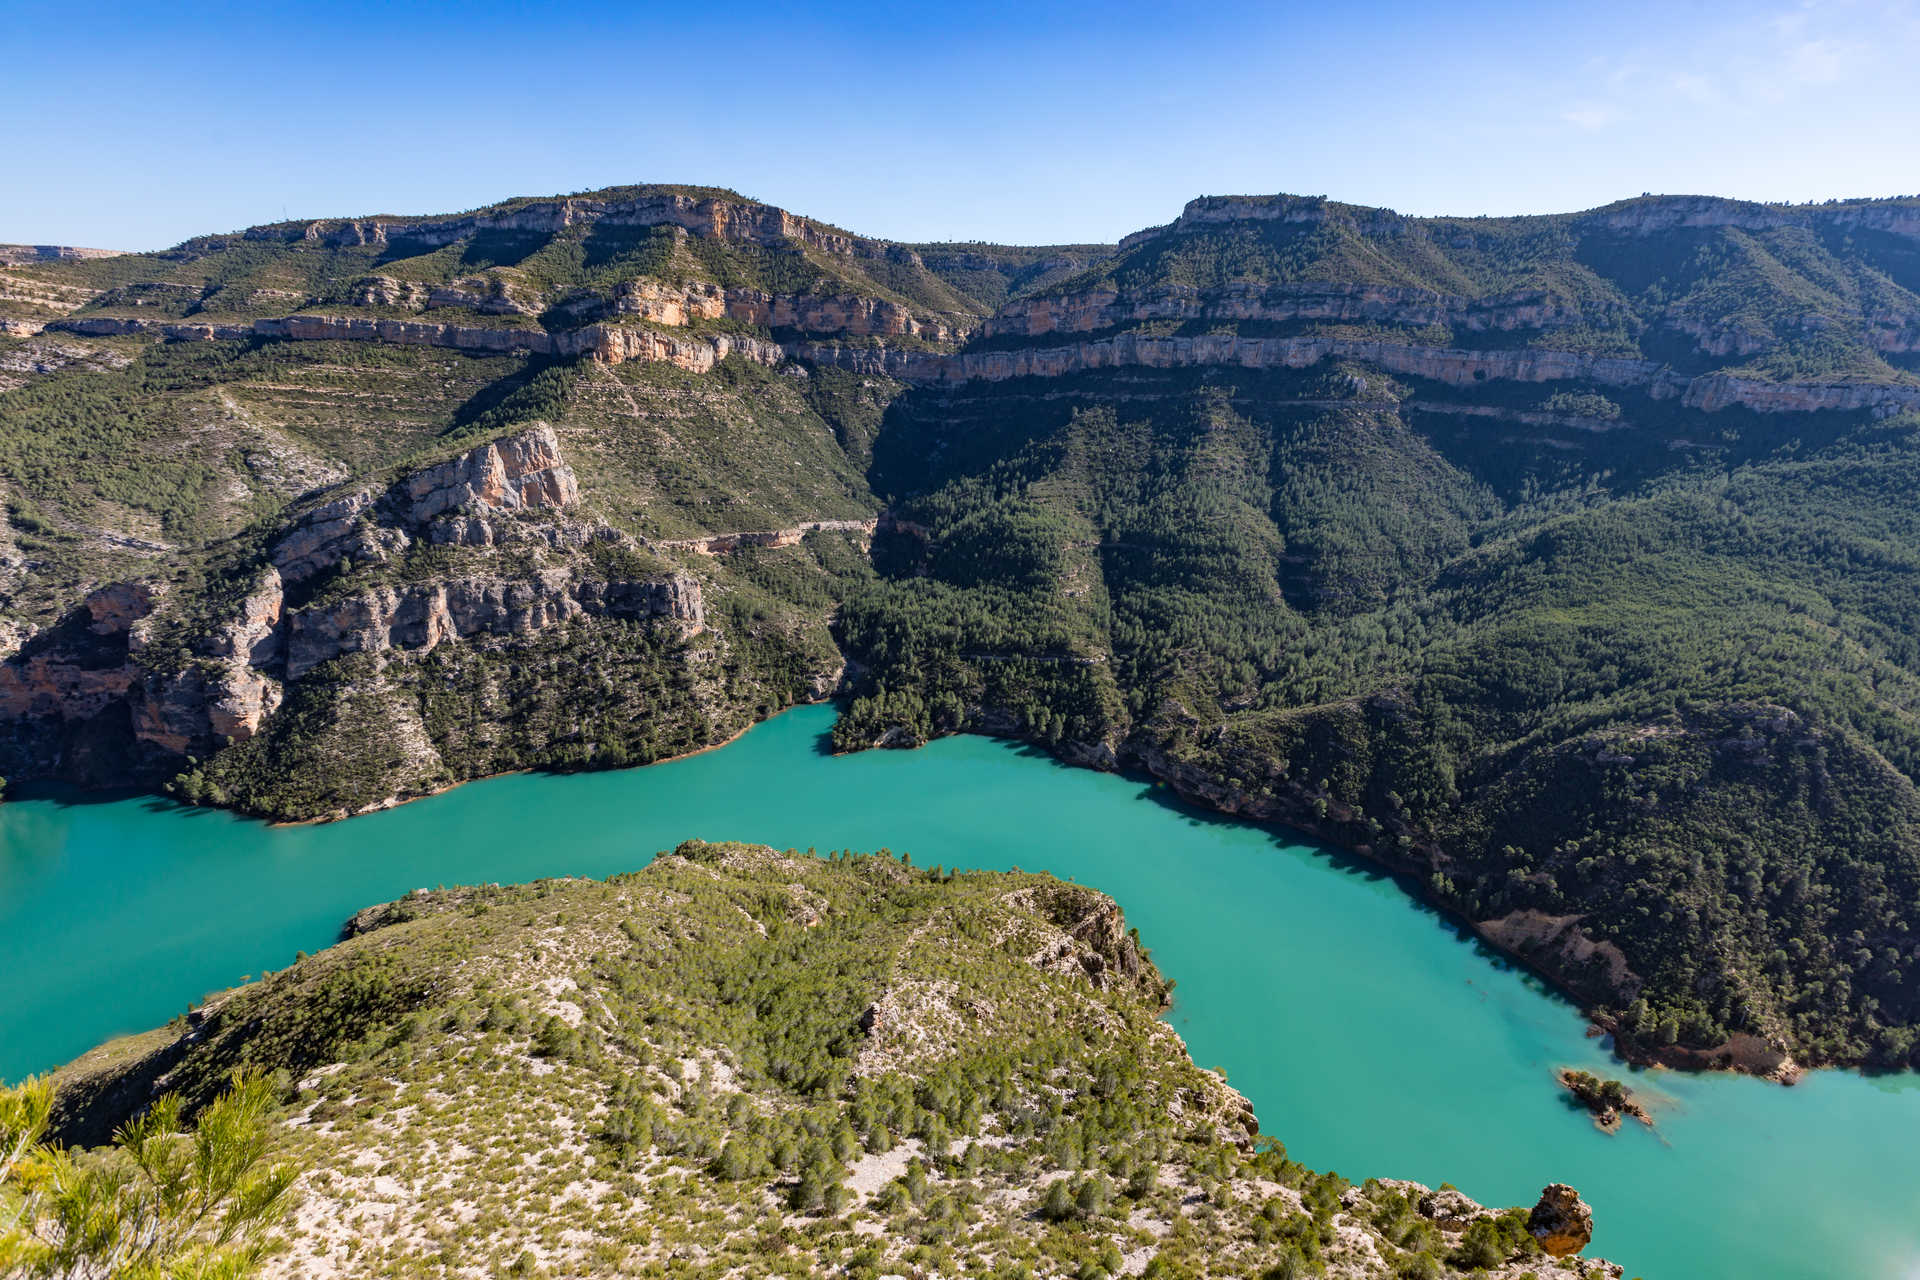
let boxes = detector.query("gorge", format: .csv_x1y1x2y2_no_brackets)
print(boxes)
3,707,1918,1279
8,179,1920,1276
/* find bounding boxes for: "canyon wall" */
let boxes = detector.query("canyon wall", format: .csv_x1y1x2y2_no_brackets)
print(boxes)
797,331,1920,415
0,425,707,775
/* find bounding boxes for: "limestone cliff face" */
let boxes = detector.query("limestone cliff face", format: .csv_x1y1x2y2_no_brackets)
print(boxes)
0,583,157,722
398,425,580,520
0,244,124,265
51,313,791,373
327,274,971,342
234,190,921,266
269,424,581,586
261,424,702,683
799,331,1920,414
50,305,1920,418
983,281,1622,340
0,583,162,783
614,279,966,341
283,571,701,680
0,425,708,781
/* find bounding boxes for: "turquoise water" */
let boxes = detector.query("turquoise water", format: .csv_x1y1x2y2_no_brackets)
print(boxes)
2,705,1916,1279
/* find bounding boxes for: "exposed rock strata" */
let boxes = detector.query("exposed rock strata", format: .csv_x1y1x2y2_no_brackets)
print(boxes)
798,332,1920,414
229,190,922,266
983,282,1626,340
52,313,788,372
283,572,701,680
615,279,966,340
0,424,707,776
0,244,124,264
47,309,1920,417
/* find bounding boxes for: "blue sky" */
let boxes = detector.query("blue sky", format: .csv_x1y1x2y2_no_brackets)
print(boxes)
6,0,1919,249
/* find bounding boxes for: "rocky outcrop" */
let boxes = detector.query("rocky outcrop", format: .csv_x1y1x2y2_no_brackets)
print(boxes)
400,423,579,520
271,424,580,584
0,583,155,723
799,331,1920,415
614,279,967,341
0,425,710,778
984,281,1624,340
1528,1184,1595,1257
229,189,923,266
55,309,1920,414
0,582,167,783
50,313,791,373
0,244,124,265
283,571,701,680
263,424,702,678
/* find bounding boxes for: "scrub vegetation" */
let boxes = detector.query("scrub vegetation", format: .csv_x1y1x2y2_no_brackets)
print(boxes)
25,843,1602,1279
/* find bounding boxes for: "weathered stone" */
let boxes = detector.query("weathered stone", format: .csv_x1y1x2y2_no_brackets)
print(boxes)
1528,1182,1594,1257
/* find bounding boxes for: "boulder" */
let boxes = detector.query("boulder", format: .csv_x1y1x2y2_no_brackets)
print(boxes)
1528,1182,1594,1257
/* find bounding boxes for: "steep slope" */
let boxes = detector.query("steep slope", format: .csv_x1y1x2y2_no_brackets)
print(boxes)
47,841,1619,1279
995,193,1920,387
835,361,1920,1072
8,182,1920,1074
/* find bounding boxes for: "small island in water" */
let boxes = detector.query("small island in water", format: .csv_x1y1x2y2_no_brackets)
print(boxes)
1557,1068,1652,1134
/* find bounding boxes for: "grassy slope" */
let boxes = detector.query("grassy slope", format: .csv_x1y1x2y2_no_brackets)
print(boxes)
49,842,1593,1280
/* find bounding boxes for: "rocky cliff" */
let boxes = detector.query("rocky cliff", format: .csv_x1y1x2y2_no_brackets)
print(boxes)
21,184,1920,422
232,186,915,264
0,244,124,265
802,330,1920,413
0,424,732,806
50,312,791,373
51,311,1920,415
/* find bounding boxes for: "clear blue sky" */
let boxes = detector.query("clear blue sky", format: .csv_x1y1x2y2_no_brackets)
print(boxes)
7,0,1918,250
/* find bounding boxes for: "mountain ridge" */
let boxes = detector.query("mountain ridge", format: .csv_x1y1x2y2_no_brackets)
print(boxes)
6,180,1920,1078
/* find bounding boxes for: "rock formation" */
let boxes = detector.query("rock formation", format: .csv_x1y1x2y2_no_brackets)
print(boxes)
1528,1183,1595,1257
0,423,711,784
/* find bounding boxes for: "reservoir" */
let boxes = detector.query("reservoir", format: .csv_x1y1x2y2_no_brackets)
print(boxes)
2,705,1915,1279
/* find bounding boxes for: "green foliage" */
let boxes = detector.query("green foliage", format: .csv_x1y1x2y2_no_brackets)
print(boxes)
36,843,1495,1277
1,1073,297,1280
835,363,1920,1066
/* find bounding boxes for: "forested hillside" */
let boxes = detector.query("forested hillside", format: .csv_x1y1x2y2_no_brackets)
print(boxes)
5,183,1920,1070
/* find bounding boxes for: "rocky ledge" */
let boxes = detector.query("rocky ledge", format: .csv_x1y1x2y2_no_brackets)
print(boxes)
0,424,706,779
798,330,1920,415
46,306,1920,419
51,313,789,373
233,188,924,265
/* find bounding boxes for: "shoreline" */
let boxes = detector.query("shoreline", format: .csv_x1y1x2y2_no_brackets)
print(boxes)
1043,729,1826,1085
264,701,808,828
90,702,1841,1082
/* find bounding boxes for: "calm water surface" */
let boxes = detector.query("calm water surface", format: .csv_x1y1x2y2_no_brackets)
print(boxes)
2,705,1916,1279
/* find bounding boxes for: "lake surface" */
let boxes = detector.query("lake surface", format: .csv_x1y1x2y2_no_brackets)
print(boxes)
2,704,1916,1279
